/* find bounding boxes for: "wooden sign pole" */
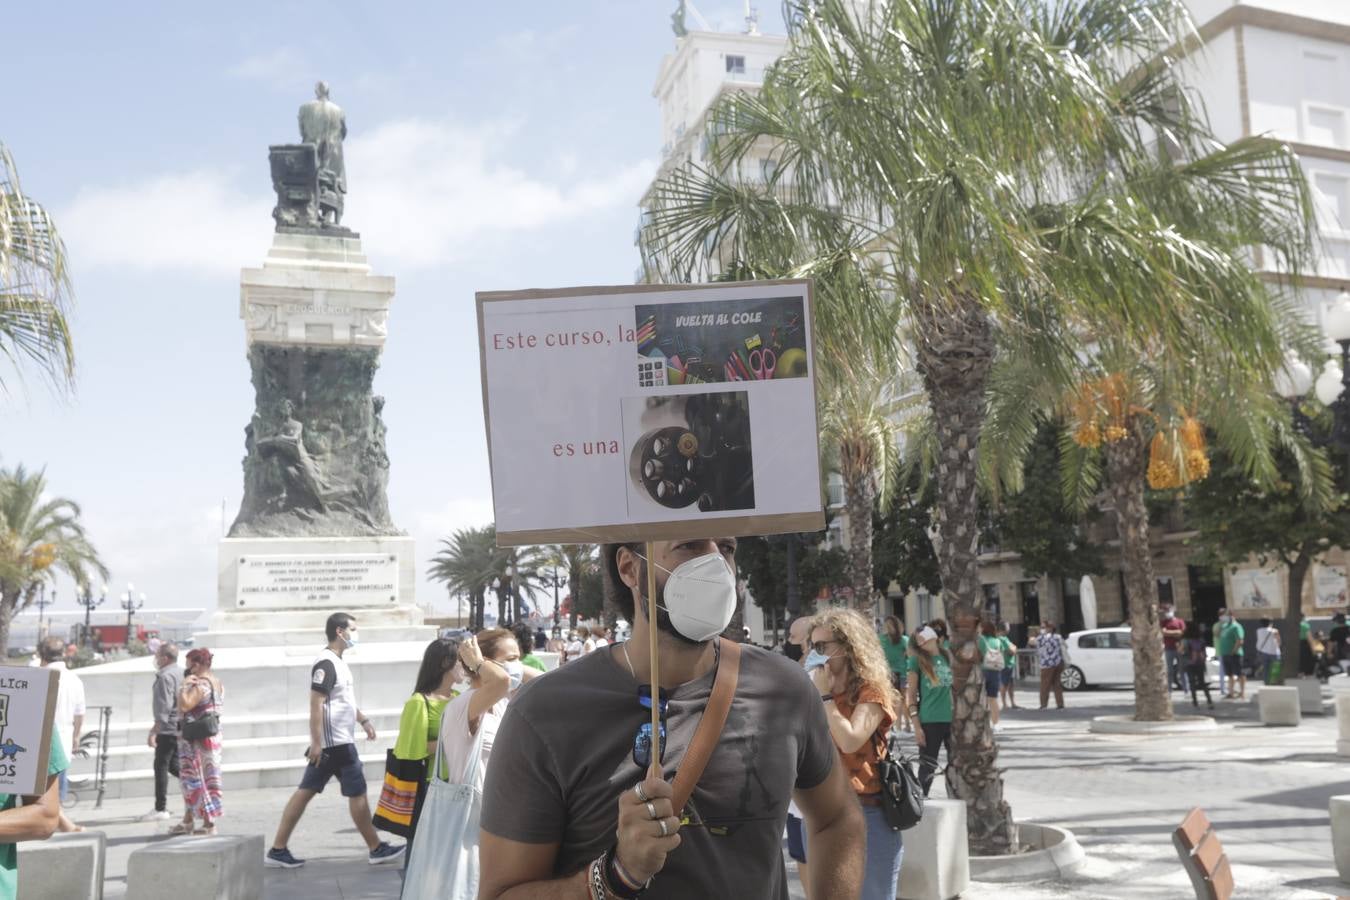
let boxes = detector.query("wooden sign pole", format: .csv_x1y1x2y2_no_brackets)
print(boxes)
645,540,662,779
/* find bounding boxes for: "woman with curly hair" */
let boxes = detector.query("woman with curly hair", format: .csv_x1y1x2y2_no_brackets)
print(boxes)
807,608,902,899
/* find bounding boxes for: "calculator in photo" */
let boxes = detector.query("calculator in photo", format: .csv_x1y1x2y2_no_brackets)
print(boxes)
637,359,666,388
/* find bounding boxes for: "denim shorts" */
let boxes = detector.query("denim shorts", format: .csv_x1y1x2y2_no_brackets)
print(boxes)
1221,654,1242,678
983,670,1001,698
1000,667,1014,686
786,813,806,863
298,743,367,797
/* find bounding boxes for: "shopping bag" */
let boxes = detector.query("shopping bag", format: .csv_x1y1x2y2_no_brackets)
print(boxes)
372,749,426,838
400,719,487,899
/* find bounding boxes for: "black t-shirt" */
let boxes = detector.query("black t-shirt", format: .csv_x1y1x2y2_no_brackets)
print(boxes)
1330,624,1349,659
481,644,836,899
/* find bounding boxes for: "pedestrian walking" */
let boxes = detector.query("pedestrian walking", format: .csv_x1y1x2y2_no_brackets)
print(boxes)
977,620,1005,729
907,625,953,797
140,642,181,822
266,613,404,868
37,636,85,833
1255,617,1282,683
809,609,903,900
386,638,460,868
1299,613,1316,677
997,622,1019,710
1216,609,1246,699
171,648,223,836
477,538,865,899
1031,622,1066,710
880,616,912,732
1160,602,1187,692
1181,623,1213,710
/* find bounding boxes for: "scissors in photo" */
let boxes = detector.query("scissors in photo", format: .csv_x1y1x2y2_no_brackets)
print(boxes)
749,347,776,380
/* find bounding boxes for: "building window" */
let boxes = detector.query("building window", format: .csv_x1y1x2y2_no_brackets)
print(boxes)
1157,576,1174,607
726,55,746,74
826,473,845,508
982,584,1001,620
916,588,934,625
1314,173,1350,232
825,519,843,550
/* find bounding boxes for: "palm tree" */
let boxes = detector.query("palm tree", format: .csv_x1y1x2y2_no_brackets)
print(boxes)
0,466,106,658
640,0,1317,853
1,144,75,394
543,544,598,627
427,526,497,630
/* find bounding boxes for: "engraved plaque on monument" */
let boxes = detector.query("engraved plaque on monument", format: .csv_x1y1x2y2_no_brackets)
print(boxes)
235,552,400,609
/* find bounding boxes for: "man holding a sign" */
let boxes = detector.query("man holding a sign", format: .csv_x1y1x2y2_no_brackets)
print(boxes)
478,538,864,899
0,664,68,900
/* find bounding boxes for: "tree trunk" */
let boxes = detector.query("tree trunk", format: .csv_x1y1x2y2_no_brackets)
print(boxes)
1104,429,1173,722
911,290,1013,856
0,589,14,660
1279,552,1311,684
843,459,876,613
785,535,801,618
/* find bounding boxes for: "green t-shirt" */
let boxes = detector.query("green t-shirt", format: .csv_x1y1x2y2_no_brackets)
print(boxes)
1001,636,1016,667
521,654,547,673
1,729,68,900
393,693,452,780
977,635,1005,669
1300,620,1311,640
914,654,954,724
1217,621,1245,656
880,634,908,675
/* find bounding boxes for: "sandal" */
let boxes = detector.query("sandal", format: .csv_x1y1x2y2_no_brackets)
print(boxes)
168,821,194,836
196,825,218,837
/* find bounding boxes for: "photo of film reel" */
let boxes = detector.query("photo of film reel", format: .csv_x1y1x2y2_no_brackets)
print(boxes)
627,393,755,513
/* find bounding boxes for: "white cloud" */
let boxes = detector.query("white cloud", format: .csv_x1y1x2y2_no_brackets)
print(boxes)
59,117,654,273
60,170,270,274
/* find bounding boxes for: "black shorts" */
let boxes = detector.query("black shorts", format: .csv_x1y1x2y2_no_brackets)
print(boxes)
785,813,806,863
983,670,1001,698
298,743,367,797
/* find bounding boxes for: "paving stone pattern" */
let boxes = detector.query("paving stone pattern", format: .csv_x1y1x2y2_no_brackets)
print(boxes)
45,683,1350,899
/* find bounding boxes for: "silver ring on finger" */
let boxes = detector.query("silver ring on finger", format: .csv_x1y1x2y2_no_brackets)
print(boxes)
634,782,649,803
658,818,669,837
645,800,658,820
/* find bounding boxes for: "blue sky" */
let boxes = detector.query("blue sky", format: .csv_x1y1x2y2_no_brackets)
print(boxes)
3,1,784,618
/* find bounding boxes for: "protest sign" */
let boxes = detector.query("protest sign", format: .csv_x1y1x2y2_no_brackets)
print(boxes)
1314,565,1347,609
477,281,824,545
0,667,58,796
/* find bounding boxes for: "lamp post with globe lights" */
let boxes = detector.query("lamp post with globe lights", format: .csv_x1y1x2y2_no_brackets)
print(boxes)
1315,289,1350,460
120,584,146,648
76,584,107,648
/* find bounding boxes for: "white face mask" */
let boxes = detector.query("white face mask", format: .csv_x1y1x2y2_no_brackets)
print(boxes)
642,551,738,642
502,660,524,692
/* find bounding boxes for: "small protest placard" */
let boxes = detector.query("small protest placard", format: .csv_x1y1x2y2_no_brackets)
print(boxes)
0,667,57,796
477,280,825,545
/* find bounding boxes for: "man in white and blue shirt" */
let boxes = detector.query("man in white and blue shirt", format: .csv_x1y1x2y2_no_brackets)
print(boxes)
266,612,403,869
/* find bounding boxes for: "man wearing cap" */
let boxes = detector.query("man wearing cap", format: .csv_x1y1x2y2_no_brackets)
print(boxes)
478,538,864,899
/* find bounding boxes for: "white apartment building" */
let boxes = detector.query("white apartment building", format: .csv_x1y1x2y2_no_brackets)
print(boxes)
1182,0,1350,341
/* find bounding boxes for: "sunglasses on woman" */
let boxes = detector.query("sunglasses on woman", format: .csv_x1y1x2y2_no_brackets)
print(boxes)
632,685,670,770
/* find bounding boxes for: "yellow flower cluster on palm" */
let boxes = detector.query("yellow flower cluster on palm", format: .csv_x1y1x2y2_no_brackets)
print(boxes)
1071,375,1131,449
1147,416,1210,489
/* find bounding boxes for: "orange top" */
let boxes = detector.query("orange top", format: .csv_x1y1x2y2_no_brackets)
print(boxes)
832,683,895,796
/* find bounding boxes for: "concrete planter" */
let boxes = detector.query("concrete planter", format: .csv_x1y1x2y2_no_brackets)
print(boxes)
969,822,1086,883
1331,795,1350,883
1257,687,1301,726
1088,715,1219,735
1291,677,1325,715
1337,695,1350,757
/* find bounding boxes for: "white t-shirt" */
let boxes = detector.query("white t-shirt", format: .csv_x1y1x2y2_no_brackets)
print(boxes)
1256,627,1281,658
565,639,584,660
593,637,610,649
48,661,85,742
310,648,358,747
438,688,507,792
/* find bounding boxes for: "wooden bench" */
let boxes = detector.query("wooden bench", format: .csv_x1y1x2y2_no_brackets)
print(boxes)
1172,808,1233,900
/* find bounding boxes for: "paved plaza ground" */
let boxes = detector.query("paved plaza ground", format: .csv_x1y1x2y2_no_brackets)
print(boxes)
42,684,1349,899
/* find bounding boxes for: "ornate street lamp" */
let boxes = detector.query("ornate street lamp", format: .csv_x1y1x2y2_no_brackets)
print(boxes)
120,583,146,645
540,568,569,627
1317,289,1350,456
76,584,107,648
33,584,54,641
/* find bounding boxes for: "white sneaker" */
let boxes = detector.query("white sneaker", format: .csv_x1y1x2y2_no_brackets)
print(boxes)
139,810,172,822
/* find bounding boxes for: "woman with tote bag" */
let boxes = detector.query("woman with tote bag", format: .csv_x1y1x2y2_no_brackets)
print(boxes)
402,628,535,898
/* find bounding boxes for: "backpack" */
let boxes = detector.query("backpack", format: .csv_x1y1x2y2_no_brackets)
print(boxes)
877,735,924,831
982,640,1004,671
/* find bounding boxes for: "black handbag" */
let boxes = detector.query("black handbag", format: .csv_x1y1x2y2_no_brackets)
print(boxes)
877,736,924,832
181,681,220,741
